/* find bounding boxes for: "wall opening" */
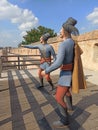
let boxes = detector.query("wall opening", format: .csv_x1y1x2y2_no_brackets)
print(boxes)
93,43,98,62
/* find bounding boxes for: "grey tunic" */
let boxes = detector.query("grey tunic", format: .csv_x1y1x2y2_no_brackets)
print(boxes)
45,38,74,87
23,43,56,70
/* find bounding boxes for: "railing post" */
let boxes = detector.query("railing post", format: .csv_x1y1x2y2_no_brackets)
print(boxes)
22,57,26,69
0,56,2,78
18,56,20,70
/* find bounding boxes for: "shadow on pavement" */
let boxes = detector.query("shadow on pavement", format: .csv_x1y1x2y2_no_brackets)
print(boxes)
0,70,98,130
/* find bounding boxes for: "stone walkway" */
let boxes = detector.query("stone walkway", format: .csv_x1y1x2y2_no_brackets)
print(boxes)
0,68,98,130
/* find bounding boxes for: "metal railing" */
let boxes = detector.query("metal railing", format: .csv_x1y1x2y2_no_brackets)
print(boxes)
0,54,40,77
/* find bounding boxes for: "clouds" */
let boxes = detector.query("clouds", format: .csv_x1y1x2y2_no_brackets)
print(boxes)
80,7,98,33
0,30,22,47
0,0,97,47
87,7,98,25
0,0,39,47
0,0,39,36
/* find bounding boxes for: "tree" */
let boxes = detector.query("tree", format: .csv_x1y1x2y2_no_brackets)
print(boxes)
21,26,57,45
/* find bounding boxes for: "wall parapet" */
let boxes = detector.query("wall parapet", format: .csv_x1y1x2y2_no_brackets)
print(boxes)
9,30,98,71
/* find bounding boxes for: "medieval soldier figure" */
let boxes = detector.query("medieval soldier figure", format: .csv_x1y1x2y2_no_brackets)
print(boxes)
42,17,84,128
22,33,56,91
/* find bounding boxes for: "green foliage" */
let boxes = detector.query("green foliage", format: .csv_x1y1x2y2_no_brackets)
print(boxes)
20,26,57,45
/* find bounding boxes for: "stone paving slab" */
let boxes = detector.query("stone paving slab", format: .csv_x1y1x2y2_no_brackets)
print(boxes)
0,69,98,130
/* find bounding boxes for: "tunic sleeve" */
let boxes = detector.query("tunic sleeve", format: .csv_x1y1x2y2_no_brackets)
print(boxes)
50,46,56,62
23,44,40,49
45,42,66,73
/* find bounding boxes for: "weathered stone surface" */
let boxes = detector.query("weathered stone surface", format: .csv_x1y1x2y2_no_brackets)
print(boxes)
0,69,98,130
3,30,98,71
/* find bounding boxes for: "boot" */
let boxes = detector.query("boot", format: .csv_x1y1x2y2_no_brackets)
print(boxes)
48,80,54,91
53,104,69,128
38,78,44,88
66,95,73,112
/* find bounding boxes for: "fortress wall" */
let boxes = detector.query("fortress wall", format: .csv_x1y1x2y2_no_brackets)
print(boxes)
9,30,98,71
78,39,98,71
76,30,98,71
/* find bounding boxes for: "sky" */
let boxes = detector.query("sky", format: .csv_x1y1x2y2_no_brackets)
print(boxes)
0,0,98,48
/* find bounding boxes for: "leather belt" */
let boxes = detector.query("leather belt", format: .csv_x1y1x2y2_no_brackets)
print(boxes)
40,57,51,64
60,63,73,71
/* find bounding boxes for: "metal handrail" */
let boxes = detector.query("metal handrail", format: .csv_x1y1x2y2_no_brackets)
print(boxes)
0,54,40,77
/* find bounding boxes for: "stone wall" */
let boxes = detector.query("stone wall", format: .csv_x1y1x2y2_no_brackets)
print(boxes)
9,30,98,71
75,30,98,71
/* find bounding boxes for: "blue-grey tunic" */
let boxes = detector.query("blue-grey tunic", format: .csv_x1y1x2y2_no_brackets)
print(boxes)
24,43,56,70
45,38,75,87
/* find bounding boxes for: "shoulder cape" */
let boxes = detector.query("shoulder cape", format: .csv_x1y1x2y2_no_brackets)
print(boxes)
72,41,87,94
